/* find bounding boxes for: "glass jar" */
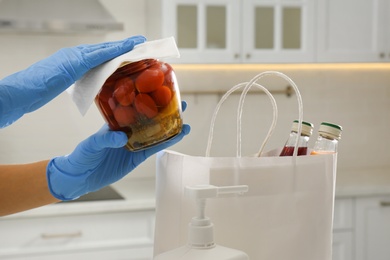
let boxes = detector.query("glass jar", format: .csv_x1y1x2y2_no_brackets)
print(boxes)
95,59,183,151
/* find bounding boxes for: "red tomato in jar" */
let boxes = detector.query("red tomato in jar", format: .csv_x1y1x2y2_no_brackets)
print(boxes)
149,62,161,70
135,68,164,93
108,97,117,111
114,105,137,126
151,86,172,107
160,62,173,75
114,77,136,106
134,94,158,118
160,63,174,87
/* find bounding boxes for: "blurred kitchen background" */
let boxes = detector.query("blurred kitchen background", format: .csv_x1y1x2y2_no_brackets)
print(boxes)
0,0,390,259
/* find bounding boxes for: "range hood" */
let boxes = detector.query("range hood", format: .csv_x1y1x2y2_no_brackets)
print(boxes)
0,0,124,34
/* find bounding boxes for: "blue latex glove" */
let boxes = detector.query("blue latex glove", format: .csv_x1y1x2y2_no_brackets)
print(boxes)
0,35,146,128
47,102,190,201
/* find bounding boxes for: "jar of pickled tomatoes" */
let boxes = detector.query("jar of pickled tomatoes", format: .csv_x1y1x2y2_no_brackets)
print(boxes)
94,59,183,151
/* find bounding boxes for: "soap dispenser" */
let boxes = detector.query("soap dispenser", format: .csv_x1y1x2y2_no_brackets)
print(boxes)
154,184,249,260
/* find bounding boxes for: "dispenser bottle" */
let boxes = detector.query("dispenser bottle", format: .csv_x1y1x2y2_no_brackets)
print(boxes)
310,122,343,155
154,185,249,260
279,120,314,156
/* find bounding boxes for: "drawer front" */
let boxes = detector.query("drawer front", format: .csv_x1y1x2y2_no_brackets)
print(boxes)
332,231,353,260
0,210,155,256
333,198,354,230
1,246,154,260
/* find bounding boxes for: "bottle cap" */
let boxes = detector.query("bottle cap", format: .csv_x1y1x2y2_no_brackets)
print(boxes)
292,120,314,136
318,122,342,140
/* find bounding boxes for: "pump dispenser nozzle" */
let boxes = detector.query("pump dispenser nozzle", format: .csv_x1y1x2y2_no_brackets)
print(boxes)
185,185,249,249
154,184,250,260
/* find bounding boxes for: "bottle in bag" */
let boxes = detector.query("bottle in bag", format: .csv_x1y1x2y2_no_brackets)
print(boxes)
279,120,314,156
310,122,342,155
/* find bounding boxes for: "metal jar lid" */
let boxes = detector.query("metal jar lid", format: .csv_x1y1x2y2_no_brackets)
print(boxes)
292,120,314,137
318,122,343,140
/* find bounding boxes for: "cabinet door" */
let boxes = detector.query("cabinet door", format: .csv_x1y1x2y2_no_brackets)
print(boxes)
332,232,353,260
242,0,315,63
355,196,390,260
381,0,390,61
0,210,155,259
3,247,153,260
316,0,387,62
163,0,240,63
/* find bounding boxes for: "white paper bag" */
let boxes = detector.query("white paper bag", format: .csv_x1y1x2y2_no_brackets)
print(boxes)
153,71,337,260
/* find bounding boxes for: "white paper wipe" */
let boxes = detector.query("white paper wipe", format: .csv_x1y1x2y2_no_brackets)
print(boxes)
67,37,180,116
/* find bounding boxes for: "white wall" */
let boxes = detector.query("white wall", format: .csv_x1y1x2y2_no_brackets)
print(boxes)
174,65,390,174
1,1,389,180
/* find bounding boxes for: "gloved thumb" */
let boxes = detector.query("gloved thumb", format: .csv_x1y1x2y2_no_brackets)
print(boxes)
92,130,128,150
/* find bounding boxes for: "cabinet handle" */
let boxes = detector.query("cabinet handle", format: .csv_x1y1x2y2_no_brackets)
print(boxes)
246,53,251,59
234,53,240,59
41,231,82,239
380,201,390,207
379,52,385,59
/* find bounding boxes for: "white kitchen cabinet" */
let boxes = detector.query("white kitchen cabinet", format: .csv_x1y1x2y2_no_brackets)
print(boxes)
242,0,315,63
355,195,390,260
316,0,390,62
3,247,153,260
0,209,155,260
333,232,354,260
332,198,354,260
383,1,390,61
147,0,240,63
146,0,315,63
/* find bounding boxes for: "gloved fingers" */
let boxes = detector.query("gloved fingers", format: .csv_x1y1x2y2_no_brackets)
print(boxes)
79,35,146,54
78,99,188,161
84,125,128,152
82,35,147,69
89,100,187,153
143,124,191,158
139,101,188,158
54,35,146,85
181,100,187,112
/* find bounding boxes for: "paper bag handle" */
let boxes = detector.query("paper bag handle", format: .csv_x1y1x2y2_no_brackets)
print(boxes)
206,81,278,157
237,71,303,158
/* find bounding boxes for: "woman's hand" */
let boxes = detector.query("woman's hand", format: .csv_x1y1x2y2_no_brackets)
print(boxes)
47,102,190,201
0,35,146,127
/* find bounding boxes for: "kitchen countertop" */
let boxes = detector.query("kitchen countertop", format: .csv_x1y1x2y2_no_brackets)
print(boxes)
2,178,156,219
3,167,390,219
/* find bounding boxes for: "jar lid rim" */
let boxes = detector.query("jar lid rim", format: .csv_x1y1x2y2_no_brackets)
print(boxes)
293,120,314,127
320,122,342,130
292,120,314,136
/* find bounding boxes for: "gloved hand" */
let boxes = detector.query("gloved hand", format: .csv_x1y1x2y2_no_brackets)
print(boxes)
0,35,146,127
47,101,190,201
